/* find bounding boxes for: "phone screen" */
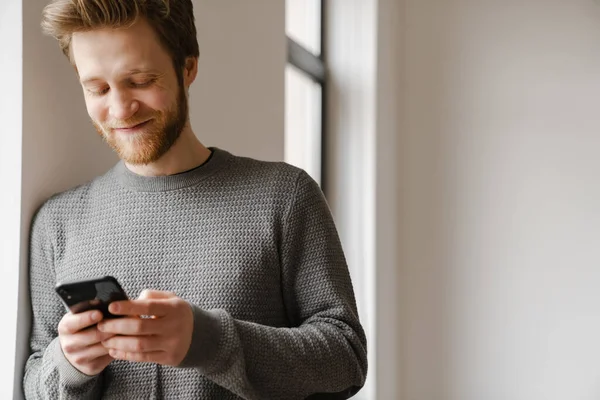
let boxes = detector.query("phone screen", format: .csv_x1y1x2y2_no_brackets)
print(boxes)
55,276,128,319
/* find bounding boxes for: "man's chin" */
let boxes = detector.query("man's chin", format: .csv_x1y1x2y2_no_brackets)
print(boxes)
116,146,159,165
95,118,183,166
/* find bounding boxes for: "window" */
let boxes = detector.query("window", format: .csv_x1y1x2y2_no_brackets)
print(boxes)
285,0,326,189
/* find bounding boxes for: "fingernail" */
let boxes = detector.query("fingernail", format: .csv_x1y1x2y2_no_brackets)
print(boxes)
92,311,101,321
97,322,104,331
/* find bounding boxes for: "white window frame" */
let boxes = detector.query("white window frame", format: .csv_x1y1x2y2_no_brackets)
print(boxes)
325,0,401,398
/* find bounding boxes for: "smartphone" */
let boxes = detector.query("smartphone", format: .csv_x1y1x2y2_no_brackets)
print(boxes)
55,276,129,319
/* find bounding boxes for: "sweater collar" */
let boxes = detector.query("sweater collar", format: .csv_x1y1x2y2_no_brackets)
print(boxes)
113,147,230,192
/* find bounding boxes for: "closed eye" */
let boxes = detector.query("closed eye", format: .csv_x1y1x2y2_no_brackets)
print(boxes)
87,87,109,96
130,78,156,88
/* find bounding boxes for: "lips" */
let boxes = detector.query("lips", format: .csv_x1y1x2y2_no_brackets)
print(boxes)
113,120,151,133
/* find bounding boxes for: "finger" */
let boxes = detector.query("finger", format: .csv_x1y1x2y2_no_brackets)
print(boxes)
138,289,176,300
108,349,165,364
108,299,170,317
98,317,163,336
58,310,103,335
102,335,164,353
70,343,111,364
64,326,114,351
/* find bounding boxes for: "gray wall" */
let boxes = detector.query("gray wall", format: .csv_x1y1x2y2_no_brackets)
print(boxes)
14,1,285,398
396,1,600,399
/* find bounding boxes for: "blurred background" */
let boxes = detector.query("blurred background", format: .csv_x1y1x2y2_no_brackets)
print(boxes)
3,0,600,399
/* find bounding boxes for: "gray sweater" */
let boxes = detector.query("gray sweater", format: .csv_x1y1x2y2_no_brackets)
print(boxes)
24,148,367,400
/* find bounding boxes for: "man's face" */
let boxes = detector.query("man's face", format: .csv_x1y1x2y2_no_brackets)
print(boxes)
71,18,187,165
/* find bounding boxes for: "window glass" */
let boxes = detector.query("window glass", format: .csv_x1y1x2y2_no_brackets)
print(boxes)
285,0,321,56
284,64,322,185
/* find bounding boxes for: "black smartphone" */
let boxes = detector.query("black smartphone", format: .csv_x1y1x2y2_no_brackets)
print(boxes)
55,276,129,319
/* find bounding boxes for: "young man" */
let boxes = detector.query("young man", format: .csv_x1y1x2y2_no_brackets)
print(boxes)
24,1,367,399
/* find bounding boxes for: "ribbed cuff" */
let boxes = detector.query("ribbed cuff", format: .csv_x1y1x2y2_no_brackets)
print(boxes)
48,337,100,387
178,305,226,372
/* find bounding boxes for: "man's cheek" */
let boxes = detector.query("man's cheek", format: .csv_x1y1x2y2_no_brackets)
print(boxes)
141,89,173,112
84,97,105,123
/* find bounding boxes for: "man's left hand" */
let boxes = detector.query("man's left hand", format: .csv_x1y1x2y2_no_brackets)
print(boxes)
98,290,194,366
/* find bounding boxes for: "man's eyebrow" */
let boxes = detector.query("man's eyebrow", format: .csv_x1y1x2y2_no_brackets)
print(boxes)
125,68,162,76
80,77,104,85
80,69,161,85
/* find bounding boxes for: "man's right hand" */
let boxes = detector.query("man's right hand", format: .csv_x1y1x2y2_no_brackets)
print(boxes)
58,310,115,376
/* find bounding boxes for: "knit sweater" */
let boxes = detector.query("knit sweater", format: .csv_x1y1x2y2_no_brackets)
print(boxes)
23,148,368,400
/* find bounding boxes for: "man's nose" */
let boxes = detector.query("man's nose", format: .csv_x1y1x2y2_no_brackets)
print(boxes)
108,89,139,121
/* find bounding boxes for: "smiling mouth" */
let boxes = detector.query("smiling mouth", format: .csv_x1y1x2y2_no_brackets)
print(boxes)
113,120,151,132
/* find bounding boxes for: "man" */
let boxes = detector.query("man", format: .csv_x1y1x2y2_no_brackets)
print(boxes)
24,0,367,399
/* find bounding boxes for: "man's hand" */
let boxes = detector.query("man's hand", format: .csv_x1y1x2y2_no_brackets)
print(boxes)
98,290,194,366
58,310,115,376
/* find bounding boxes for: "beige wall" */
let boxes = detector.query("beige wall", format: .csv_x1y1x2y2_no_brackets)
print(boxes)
14,1,285,398
15,1,600,398
397,1,600,399
191,1,285,161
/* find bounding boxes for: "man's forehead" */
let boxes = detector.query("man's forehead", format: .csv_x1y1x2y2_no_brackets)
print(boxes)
72,28,168,82
71,21,165,62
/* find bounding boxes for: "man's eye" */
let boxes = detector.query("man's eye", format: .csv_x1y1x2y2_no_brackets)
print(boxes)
87,87,109,96
131,79,155,88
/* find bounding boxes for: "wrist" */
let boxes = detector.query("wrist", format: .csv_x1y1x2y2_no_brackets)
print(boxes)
49,337,101,386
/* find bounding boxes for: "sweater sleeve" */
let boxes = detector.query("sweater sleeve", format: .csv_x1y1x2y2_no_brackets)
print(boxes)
23,206,104,400
179,169,368,399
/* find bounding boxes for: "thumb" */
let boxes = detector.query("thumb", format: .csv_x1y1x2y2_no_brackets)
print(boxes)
138,289,177,300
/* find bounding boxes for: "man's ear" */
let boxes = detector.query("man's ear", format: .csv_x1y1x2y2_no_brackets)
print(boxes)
183,57,199,88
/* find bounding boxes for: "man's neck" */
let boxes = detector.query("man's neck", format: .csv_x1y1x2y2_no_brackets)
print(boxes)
125,127,212,177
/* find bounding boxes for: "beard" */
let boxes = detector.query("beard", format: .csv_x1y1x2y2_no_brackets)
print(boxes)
92,85,188,165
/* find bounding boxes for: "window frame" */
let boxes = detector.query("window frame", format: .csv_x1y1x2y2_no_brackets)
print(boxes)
285,0,328,194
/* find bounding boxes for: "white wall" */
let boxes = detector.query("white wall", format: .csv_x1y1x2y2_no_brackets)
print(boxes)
397,1,600,399
10,1,285,398
0,1,23,399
